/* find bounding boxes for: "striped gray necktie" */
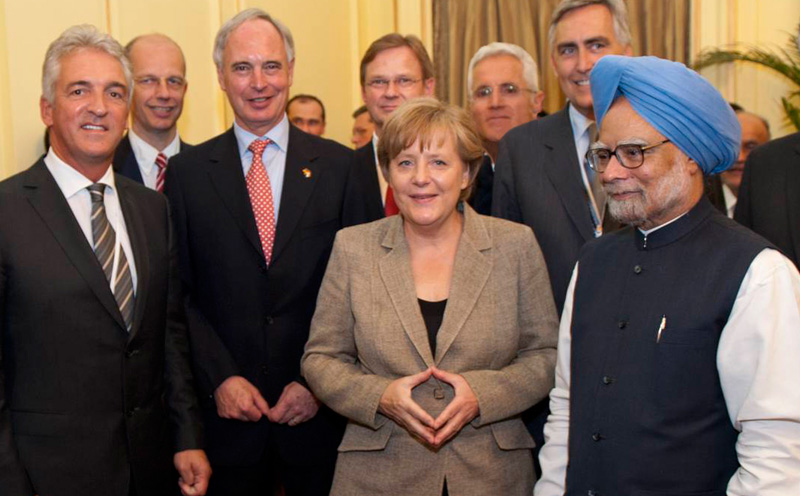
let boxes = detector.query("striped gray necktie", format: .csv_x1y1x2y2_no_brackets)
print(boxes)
88,184,134,331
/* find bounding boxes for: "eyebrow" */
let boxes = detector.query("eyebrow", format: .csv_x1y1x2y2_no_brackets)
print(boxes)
584,36,611,46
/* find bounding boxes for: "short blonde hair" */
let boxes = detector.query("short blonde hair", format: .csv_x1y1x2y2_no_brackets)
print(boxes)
377,98,484,202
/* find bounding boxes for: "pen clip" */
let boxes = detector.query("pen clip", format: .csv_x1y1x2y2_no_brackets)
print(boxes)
656,314,666,343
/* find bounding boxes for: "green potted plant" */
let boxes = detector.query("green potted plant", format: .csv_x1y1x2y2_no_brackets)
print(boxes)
694,22,800,131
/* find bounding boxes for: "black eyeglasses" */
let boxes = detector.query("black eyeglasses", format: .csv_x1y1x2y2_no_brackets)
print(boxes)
586,139,671,173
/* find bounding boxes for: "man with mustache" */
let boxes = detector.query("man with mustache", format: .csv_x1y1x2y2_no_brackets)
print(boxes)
114,34,190,192
536,55,800,496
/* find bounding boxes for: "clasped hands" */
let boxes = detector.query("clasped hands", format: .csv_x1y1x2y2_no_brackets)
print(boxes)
213,376,319,426
378,367,479,448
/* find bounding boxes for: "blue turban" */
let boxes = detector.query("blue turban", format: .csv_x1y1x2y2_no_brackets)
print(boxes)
590,55,740,174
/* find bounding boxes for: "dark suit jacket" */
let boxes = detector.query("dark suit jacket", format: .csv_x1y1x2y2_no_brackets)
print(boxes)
0,160,202,496
353,140,386,220
165,125,375,467
492,106,602,315
468,154,494,215
735,131,800,267
113,134,192,185
705,174,728,215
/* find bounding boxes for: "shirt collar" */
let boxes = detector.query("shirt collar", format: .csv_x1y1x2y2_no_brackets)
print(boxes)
43,147,118,200
568,103,595,141
234,113,290,157
127,130,181,176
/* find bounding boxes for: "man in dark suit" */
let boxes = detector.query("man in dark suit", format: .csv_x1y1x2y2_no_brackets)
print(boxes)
466,42,544,215
0,25,209,496
114,34,190,191
355,33,436,219
492,0,633,315
165,9,371,495
735,131,800,267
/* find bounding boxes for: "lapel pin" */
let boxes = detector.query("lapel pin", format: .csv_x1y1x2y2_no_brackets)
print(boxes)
302,168,312,179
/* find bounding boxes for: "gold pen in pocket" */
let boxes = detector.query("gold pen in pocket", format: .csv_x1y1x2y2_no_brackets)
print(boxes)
656,315,666,343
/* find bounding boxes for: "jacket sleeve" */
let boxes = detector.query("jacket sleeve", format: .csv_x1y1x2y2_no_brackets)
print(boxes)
0,243,35,495
301,231,393,429
460,226,559,425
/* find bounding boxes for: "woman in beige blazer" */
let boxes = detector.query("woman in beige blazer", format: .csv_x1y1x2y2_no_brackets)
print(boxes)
302,99,558,496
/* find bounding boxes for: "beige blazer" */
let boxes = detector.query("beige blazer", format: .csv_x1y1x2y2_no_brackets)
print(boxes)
302,205,558,496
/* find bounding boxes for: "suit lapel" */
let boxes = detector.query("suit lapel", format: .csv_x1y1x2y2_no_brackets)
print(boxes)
205,128,264,259
23,160,127,331
117,179,149,338
434,206,492,362
271,127,319,263
541,107,594,241
113,135,144,184
787,142,800,261
378,217,435,366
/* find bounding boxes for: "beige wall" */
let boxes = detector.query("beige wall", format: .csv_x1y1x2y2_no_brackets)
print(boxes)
0,0,431,179
1,0,797,179
693,0,800,138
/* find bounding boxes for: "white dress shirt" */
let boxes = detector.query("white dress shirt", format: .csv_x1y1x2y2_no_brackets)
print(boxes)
127,129,182,190
535,239,800,495
233,114,289,223
372,132,389,206
569,104,603,235
44,148,138,294
722,183,737,219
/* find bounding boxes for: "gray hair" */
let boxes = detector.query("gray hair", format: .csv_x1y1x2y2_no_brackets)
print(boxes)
548,0,632,49
467,42,540,99
42,24,132,104
213,8,295,70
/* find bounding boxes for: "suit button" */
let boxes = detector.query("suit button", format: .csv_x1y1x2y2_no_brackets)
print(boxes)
617,321,627,329
261,365,268,375
633,265,643,274
433,388,445,400
125,349,140,358
588,491,598,496
126,407,139,418
265,316,274,325
592,432,603,442
259,265,267,274
602,376,614,385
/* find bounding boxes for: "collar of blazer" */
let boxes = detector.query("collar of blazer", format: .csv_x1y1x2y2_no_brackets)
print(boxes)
540,104,596,242
204,126,322,266
378,204,493,365
22,160,144,336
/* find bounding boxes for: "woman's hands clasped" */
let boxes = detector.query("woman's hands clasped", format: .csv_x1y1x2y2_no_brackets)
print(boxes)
378,367,479,448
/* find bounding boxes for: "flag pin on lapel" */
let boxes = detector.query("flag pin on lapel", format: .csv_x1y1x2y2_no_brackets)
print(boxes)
302,168,312,178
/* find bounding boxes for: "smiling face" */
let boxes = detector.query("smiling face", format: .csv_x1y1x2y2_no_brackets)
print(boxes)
218,18,293,136
361,46,434,131
128,35,187,145
721,112,770,195
599,98,703,230
469,53,542,146
551,4,630,119
388,132,470,232
41,47,129,176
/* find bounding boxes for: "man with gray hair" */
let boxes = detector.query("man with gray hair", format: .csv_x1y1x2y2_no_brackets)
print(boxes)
0,24,210,496
114,33,191,191
466,42,544,214
166,8,368,495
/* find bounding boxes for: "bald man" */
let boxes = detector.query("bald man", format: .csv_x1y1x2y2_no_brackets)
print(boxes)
114,33,191,191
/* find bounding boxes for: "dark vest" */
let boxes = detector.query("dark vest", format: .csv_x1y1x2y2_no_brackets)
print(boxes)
565,198,771,496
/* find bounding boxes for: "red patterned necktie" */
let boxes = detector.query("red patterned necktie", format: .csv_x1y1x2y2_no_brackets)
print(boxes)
155,152,167,193
384,186,399,216
246,139,276,264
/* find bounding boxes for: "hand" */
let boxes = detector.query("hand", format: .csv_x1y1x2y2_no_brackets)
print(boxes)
267,381,321,426
378,368,436,445
430,367,479,447
174,449,212,496
213,376,270,421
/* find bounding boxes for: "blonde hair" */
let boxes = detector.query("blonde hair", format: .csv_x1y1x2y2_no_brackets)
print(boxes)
377,98,484,202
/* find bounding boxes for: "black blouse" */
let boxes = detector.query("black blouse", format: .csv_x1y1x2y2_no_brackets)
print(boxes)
418,298,447,355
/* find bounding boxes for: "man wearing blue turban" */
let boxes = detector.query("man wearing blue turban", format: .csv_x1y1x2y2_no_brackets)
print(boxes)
536,55,800,496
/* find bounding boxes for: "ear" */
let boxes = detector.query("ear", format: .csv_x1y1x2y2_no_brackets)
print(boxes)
423,77,435,96
287,58,295,87
216,67,226,92
623,45,634,56
41,96,54,127
531,91,545,117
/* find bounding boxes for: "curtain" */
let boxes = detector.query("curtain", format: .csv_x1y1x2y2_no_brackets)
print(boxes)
433,0,691,113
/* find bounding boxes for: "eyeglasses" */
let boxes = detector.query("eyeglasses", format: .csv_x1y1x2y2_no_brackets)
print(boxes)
586,139,671,173
472,83,534,100
134,76,187,90
366,77,421,90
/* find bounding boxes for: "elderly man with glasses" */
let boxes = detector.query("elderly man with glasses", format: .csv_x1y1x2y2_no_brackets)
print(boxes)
535,55,800,496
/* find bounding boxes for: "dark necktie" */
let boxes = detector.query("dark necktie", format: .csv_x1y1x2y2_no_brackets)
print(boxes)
88,183,134,331
584,122,606,235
